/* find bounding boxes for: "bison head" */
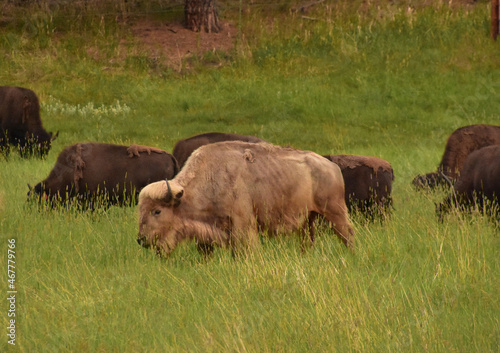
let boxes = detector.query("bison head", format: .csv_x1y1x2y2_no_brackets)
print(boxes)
412,172,454,190
27,182,47,203
22,131,59,158
137,179,184,256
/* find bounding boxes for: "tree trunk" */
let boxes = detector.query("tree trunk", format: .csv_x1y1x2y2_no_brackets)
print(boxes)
492,0,499,40
185,0,221,33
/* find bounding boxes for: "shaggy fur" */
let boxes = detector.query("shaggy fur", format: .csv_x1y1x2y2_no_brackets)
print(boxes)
413,124,500,189
172,132,266,169
437,145,500,220
30,142,178,207
138,141,354,257
323,154,394,218
0,86,57,157
126,144,167,158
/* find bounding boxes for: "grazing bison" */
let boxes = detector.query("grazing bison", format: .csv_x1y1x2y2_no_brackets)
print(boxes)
30,143,179,207
172,132,265,169
137,141,354,257
413,124,500,189
0,86,58,157
437,145,500,220
323,154,394,218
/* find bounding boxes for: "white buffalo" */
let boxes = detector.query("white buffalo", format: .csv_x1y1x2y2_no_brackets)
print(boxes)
137,141,354,256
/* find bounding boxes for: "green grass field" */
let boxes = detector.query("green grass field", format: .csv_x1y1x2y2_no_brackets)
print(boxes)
1,1,499,351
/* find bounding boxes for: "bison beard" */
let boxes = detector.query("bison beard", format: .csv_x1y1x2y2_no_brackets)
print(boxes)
137,141,354,257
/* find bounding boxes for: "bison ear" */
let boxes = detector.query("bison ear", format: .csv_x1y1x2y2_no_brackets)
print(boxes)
172,187,184,207
174,190,183,199
172,190,183,207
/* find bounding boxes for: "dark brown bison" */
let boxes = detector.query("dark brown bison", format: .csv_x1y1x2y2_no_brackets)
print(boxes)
137,141,354,257
323,154,394,218
30,143,179,207
172,132,265,169
413,124,500,189
437,145,500,220
0,86,58,158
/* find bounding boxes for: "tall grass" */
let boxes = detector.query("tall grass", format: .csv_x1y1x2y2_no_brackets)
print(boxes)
1,1,499,352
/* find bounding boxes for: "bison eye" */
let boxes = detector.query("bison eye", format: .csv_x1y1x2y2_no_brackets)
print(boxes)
152,209,161,216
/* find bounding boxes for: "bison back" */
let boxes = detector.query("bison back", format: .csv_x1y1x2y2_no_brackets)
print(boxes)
341,166,393,203
324,154,394,211
176,141,348,234
77,143,176,196
36,142,177,204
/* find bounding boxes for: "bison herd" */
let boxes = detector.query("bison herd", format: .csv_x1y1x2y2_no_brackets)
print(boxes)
2,85,499,258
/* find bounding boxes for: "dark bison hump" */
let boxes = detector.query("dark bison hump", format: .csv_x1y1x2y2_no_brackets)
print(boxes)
0,86,41,126
440,124,500,178
173,132,265,169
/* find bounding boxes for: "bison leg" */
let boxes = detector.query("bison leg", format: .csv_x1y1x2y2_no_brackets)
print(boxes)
436,196,452,223
308,211,319,243
436,191,468,222
300,212,319,252
228,216,260,257
231,228,260,257
0,135,9,157
196,242,214,257
323,210,355,249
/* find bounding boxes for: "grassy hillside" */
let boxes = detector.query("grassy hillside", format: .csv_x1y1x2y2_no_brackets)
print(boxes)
1,1,499,351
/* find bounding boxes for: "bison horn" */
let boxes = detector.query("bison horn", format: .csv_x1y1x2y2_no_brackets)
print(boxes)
139,179,184,205
439,171,454,188
165,179,173,202
165,179,184,202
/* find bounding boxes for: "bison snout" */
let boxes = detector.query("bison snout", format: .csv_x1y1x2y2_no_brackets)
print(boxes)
136,234,149,248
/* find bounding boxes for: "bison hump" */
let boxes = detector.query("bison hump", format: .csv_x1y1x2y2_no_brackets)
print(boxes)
328,154,392,174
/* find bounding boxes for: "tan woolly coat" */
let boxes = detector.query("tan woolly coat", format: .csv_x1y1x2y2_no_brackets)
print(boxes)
138,141,354,256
